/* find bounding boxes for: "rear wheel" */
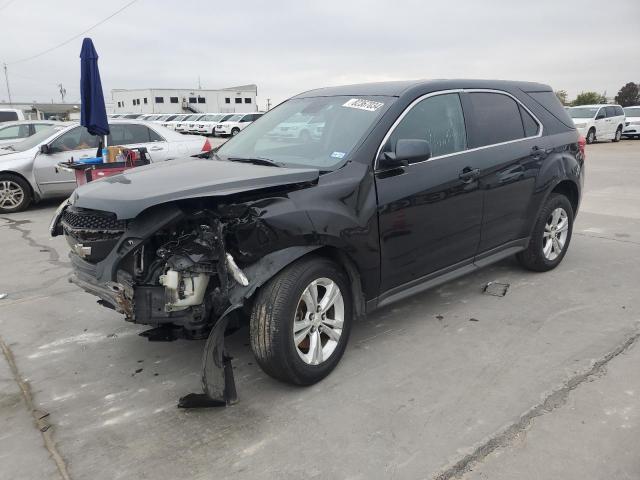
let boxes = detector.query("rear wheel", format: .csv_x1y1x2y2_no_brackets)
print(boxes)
586,128,596,144
0,174,32,213
231,127,240,136
517,193,574,272
612,126,622,142
250,256,352,385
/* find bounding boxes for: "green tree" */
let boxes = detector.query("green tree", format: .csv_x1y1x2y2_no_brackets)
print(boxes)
572,91,607,106
555,90,568,105
614,82,640,107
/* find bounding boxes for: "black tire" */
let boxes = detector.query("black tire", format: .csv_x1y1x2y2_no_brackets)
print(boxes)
250,256,353,385
517,193,574,272
586,128,596,144
0,173,32,213
612,126,622,142
231,128,240,136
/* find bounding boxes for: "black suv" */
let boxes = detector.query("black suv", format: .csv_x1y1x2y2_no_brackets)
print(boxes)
52,80,584,402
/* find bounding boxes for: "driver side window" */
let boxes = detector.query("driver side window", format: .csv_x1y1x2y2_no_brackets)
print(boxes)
387,93,467,158
50,127,100,152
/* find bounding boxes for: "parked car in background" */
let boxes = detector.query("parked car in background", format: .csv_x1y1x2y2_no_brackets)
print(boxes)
622,106,640,139
186,114,211,134
175,114,205,133
162,114,190,130
0,121,65,147
215,112,263,136
567,104,625,144
266,112,325,141
0,108,26,123
52,80,584,398
0,120,212,213
176,113,205,133
194,114,229,135
152,114,179,125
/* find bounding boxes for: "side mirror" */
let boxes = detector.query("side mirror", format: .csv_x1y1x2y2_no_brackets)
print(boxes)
378,139,431,169
40,144,50,154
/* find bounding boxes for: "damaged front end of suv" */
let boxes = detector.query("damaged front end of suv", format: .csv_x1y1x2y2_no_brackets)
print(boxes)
51,158,324,407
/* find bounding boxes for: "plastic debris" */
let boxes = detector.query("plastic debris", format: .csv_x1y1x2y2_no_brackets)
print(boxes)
0,293,7,300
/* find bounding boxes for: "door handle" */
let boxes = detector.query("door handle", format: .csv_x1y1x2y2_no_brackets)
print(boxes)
459,167,480,183
149,146,163,151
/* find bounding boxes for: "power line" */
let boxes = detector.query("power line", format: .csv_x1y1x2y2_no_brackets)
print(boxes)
7,0,139,65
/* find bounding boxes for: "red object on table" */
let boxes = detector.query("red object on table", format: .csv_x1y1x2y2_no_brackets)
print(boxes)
59,147,151,187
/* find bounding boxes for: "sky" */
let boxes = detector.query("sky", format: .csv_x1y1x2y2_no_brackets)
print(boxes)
1,0,639,110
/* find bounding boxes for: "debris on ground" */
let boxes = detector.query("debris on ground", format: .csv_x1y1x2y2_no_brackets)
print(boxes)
469,318,480,322
0,293,7,299
483,281,510,297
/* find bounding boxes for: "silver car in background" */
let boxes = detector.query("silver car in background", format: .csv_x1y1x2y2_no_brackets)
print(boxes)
0,120,65,147
0,120,213,213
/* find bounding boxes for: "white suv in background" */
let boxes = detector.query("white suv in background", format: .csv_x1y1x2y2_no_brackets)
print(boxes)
175,114,205,133
162,114,190,130
567,104,626,144
215,112,264,136
622,106,640,139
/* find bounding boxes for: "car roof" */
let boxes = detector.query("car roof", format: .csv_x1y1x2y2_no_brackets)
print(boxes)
292,79,553,99
0,120,65,126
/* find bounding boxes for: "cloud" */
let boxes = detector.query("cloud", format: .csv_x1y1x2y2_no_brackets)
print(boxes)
1,0,638,108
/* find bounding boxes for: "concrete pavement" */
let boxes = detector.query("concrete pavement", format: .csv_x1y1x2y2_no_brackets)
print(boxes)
0,140,638,479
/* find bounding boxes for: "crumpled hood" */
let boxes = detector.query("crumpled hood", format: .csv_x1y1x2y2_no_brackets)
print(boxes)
72,158,319,219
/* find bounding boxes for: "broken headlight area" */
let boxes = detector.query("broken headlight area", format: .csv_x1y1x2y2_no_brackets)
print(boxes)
65,207,252,340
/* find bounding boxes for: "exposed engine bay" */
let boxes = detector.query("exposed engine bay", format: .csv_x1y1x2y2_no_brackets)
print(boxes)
59,204,256,340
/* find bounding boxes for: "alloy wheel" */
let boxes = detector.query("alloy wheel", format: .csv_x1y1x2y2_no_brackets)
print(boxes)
0,180,24,209
543,207,569,261
293,278,344,365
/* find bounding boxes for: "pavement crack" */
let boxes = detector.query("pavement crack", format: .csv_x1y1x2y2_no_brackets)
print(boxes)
433,328,640,480
0,335,72,480
574,232,640,246
0,216,69,268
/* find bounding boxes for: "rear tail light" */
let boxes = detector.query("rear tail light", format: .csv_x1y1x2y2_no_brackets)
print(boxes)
201,138,212,152
578,136,586,158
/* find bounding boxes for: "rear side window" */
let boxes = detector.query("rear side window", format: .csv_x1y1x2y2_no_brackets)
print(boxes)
0,111,19,122
387,93,467,157
108,124,160,144
526,91,574,128
615,106,624,116
519,106,540,137
467,92,524,147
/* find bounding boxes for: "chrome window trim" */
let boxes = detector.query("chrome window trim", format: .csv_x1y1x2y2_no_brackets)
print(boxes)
374,88,544,170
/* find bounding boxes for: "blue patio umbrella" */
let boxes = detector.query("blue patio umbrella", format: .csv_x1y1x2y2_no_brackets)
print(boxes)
80,38,110,138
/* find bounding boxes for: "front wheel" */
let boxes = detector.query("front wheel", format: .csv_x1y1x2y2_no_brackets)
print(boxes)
586,128,596,144
0,174,32,213
517,193,574,272
250,256,352,385
231,128,240,136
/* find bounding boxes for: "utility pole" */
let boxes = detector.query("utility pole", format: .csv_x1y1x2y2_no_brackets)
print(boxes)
198,75,202,90
3,63,12,105
58,83,66,103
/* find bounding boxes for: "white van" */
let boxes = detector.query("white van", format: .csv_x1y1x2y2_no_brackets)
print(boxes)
622,106,640,139
567,104,626,144
0,108,26,123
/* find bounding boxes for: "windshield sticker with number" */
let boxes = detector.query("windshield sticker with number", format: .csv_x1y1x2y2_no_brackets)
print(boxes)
342,98,384,112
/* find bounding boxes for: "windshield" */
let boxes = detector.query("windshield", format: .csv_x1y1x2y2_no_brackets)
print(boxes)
624,107,640,117
2,125,67,152
568,107,599,119
123,114,141,119
217,95,391,170
182,115,197,121
221,114,234,122
225,115,242,122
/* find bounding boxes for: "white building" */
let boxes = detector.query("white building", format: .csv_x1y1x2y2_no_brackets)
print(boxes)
111,85,258,114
